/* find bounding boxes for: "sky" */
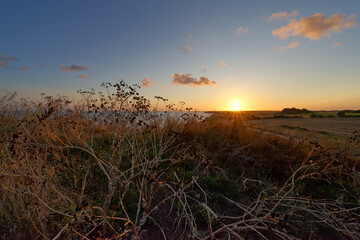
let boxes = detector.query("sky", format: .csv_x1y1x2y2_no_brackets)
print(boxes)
1,0,360,111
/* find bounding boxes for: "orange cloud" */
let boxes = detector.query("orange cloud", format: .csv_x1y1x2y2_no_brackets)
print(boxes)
0,54,17,68
333,42,342,47
61,64,89,72
16,66,29,71
178,45,192,54
276,41,299,51
141,78,156,87
219,62,228,67
78,74,88,79
272,13,357,40
236,26,250,36
268,10,298,21
0,54,28,70
172,73,217,87
38,63,46,67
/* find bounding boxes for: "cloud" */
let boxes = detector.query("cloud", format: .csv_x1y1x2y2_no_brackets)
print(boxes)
0,54,18,68
141,78,156,87
236,26,250,36
333,42,342,47
200,66,207,73
268,10,299,21
276,41,299,51
188,34,192,41
16,66,29,71
219,62,228,67
178,45,192,54
172,73,217,87
272,13,357,40
38,63,46,67
0,54,28,70
61,64,89,72
78,74,89,79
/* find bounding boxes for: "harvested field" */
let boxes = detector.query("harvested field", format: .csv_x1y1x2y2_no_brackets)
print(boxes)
250,117,360,137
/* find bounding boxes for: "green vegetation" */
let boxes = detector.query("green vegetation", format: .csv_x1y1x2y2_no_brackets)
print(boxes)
337,111,346,117
1,84,360,239
338,110,360,117
281,107,313,114
310,112,336,118
268,114,303,119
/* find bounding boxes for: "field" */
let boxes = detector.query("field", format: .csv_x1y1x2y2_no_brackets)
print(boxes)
231,110,360,119
250,117,360,140
1,87,360,240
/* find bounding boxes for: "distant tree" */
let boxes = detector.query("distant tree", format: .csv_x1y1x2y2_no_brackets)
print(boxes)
301,108,312,113
281,107,312,114
337,111,346,117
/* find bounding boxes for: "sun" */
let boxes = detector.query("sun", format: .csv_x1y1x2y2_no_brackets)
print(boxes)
230,101,242,111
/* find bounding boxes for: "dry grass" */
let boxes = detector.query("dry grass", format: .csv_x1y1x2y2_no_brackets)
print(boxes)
1,84,359,239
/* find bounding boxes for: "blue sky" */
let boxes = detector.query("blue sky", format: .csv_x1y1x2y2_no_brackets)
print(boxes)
1,0,359,110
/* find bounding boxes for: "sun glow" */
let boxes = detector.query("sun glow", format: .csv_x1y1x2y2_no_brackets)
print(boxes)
230,101,242,111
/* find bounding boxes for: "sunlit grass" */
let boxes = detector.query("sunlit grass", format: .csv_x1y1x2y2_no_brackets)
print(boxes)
0,84,359,239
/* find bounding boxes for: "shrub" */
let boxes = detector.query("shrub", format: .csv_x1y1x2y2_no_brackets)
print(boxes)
337,110,346,117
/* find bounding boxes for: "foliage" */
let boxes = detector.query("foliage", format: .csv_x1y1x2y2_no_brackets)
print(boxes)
337,110,346,117
281,107,313,114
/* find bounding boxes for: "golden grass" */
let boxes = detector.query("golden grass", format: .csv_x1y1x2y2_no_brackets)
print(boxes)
1,84,359,239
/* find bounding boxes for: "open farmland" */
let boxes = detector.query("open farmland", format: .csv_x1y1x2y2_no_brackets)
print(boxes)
249,117,360,139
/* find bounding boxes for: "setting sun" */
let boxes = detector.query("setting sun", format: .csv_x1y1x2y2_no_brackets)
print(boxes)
230,101,242,111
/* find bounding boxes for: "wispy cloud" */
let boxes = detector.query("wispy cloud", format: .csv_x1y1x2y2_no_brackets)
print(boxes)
141,78,156,87
16,66,29,71
188,34,192,41
172,73,217,87
268,10,298,21
77,74,89,79
61,64,89,72
200,66,207,73
38,63,46,67
0,54,17,68
0,54,28,70
236,26,250,36
219,62,228,67
276,41,299,51
333,42,342,47
272,13,357,40
178,45,192,54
